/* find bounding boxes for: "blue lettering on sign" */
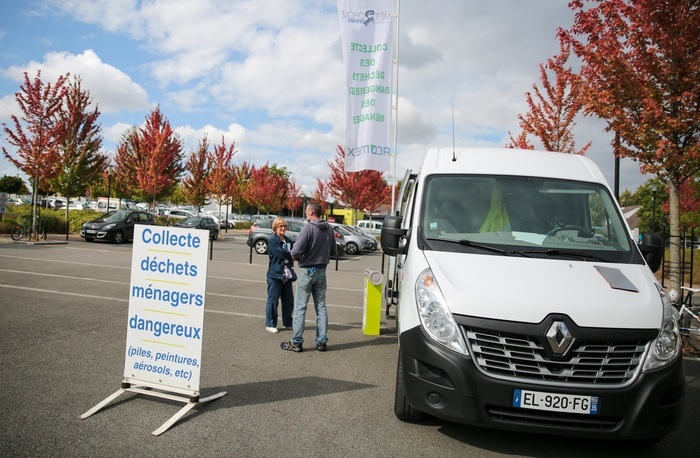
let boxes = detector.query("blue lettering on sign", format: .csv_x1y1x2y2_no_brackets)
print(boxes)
141,227,201,248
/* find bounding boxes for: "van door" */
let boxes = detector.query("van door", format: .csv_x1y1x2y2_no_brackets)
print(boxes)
385,169,417,312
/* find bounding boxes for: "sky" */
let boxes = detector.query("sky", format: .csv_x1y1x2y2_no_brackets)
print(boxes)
0,0,651,200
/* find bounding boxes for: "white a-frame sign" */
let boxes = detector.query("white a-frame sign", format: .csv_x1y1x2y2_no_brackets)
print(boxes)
81,225,226,435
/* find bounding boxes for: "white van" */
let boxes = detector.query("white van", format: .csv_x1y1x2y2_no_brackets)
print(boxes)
94,197,136,212
380,147,682,441
357,219,383,238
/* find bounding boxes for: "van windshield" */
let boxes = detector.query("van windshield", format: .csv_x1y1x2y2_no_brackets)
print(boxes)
421,175,640,263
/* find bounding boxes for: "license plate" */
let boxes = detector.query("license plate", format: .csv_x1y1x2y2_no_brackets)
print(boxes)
86,230,96,234
513,389,598,415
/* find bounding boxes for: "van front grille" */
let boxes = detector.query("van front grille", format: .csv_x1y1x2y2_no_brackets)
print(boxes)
487,405,621,430
465,327,648,387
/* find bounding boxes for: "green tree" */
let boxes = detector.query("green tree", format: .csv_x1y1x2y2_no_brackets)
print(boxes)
48,76,107,227
182,135,211,210
229,160,252,216
0,175,29,194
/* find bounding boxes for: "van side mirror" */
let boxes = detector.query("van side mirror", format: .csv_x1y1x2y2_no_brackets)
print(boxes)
380,215,408,256
639,233,663,273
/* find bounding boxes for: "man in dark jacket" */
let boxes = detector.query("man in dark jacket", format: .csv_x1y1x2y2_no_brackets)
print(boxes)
281,202,337,353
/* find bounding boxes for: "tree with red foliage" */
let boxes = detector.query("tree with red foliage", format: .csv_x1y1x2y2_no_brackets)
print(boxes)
517,42,590,155
313,178,330,214
245,163,288,215
286,177,302,217
114,106,184,206
2,70,69,238
206,136,237,220
182,135,211,210
50,76,107,232
229,160,252,216
327,145,390,222
560,0,700,294
505,131,535,150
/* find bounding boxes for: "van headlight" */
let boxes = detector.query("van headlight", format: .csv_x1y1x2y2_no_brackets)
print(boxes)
643,284,681,371
414,268,468,355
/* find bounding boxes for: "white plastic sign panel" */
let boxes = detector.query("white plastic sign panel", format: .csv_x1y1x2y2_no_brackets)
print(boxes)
123,225,209,395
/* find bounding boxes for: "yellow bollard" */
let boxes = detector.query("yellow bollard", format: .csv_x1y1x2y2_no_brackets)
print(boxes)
363,268,383,335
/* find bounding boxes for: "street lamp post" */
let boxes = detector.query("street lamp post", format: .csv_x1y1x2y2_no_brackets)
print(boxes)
651,184,658,233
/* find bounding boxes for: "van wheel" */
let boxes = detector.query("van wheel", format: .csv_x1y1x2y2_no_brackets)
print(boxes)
113,231,124,244
254,239,268,254
394,352,424,421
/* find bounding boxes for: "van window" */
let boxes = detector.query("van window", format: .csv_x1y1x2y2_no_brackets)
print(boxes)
420,175,636,263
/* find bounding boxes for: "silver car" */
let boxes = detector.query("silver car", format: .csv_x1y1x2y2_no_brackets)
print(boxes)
330,223,378,255
247,218,347,257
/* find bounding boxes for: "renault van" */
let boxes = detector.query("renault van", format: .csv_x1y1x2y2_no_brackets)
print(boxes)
380,147,682,441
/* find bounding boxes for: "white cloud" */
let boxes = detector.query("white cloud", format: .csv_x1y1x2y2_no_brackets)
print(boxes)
1,1,651,197
0,49,151,115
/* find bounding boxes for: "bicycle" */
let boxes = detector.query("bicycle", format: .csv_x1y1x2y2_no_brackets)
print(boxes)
10,218,46,241
678,286,700,352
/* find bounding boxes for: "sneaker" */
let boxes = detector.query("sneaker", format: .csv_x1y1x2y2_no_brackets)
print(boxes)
280,341,303,352
316,342,327,352
265,327,279,333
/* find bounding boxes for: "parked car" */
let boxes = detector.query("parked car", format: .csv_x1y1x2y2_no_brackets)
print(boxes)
67,202,89,211
247,218,307,254
174,216,219,240
200,212,233,229
80,210,156,244
166,208,197,221
330,223,378,255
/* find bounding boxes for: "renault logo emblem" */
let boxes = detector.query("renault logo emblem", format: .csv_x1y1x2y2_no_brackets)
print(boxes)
546,321,574,355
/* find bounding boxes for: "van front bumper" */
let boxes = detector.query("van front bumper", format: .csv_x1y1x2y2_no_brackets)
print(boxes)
399,325,685,440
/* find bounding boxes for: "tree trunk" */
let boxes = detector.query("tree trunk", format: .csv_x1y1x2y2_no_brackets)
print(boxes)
668,181,682,295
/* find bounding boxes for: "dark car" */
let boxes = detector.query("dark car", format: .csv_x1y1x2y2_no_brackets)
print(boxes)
80,210,156,244
174,216,219,240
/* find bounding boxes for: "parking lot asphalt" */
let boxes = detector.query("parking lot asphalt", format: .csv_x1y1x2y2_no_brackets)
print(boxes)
1,233,699,457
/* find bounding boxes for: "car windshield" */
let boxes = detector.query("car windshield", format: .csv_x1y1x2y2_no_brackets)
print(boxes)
182,217,203,225
420,175,639,263
102,210,130,221
346,225,365,236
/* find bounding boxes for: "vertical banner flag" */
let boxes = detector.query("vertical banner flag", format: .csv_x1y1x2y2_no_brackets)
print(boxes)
338,0,394,172
123,225,209,395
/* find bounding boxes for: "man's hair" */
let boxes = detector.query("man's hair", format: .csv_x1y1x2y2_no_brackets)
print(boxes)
306,202,322,217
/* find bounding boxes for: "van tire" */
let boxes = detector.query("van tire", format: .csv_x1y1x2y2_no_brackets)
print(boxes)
394,352,424,422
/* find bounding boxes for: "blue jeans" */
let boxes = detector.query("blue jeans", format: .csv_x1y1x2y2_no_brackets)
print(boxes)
265,277,294,328
291,267,328,345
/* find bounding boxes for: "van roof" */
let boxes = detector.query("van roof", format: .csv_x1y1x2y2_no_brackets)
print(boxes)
419,147,608,186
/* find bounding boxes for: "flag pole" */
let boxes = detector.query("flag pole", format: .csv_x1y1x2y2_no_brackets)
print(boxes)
390,0,401,215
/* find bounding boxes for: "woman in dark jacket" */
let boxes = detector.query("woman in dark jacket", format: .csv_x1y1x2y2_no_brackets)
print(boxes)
265,217,295,333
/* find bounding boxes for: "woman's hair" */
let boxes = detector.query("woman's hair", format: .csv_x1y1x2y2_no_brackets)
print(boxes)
272,217,288,231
